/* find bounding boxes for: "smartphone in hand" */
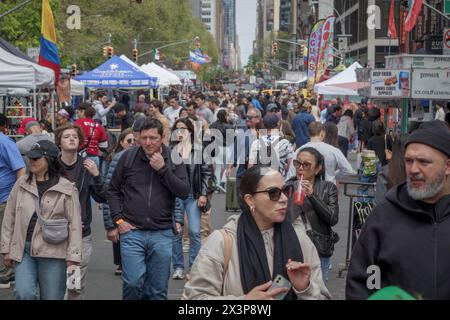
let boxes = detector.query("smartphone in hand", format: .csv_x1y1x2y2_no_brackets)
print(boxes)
270,274,291,300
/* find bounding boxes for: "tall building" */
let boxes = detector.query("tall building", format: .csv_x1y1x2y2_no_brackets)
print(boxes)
223,0,237,69
331,0,448,68
188,0,202,20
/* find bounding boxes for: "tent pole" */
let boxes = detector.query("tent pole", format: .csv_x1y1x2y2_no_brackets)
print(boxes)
33,89,37,120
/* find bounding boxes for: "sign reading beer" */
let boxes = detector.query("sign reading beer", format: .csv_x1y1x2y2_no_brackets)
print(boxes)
370,69,410,98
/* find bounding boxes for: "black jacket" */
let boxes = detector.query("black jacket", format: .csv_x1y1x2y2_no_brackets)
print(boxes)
121,112,134,131
287,178,339,256
346,183,450,300
60,155,107,237
185,156,212,199
107,145,190,230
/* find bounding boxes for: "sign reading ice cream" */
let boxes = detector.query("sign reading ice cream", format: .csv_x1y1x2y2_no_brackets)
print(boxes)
370,70,410,98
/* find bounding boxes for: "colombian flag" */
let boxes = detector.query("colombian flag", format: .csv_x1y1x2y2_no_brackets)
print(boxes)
38,0,60,86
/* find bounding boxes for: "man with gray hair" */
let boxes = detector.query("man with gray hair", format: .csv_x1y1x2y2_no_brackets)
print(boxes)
16,119,53,169
346,120,450,299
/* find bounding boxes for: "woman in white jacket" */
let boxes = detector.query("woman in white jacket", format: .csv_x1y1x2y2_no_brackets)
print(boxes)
183,166,330,300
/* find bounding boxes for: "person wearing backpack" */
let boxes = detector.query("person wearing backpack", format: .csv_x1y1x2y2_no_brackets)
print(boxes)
248,114,293,179
107,118,189,300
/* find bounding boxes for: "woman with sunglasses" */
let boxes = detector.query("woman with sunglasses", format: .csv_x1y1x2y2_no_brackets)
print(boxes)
171,118,212,281
1,140,82,299
183,165,330,299
102,128,135,276
287,147,339,285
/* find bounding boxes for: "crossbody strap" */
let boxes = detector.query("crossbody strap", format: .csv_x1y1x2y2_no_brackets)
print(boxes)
34,196,45,226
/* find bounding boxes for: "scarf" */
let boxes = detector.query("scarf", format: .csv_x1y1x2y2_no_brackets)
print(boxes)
237,208,304,300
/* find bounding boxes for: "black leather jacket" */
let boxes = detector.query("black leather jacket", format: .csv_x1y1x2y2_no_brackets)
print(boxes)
287,178,339,253
187,161,212,199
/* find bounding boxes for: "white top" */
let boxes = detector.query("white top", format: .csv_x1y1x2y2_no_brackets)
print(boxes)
93,100,110,127
435,108,446,121
286,141,354,183
249,134,293,178
164,106,182,128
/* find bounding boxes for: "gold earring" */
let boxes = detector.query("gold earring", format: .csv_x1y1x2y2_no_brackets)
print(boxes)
250,206,255,214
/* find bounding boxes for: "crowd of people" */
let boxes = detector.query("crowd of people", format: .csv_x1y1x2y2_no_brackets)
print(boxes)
0,88,449,300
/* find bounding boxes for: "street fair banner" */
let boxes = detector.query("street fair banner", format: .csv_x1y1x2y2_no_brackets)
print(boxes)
315,16,336,83
307,19,325,92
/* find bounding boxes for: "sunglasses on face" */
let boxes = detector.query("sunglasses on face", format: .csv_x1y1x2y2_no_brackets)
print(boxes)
269,108,280,113
293,160,313,170
246,115,258,120
252,184,293,201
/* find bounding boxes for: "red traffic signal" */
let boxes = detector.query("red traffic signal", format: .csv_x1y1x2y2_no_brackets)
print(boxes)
107,46,113,59
132,48,138,62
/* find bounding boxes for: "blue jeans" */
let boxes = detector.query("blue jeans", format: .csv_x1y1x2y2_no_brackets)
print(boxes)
120,229,174,300
14,242,67,300
172,195,201,271
320,256,330,286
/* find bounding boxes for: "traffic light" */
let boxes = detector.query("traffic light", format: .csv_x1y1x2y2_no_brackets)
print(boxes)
71,64,77,77
271,41,278,55
107,46,113,59
298,44,304,58
132,48,138,62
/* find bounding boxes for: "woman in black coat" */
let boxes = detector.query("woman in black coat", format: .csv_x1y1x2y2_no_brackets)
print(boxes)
287,147,339,285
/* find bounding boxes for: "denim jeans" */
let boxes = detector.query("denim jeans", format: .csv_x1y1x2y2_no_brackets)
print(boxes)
14,242,67,300
320,256,330,286
120,229,174,300
172,195,202,272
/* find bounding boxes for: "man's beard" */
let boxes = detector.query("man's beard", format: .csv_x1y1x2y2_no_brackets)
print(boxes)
407,171,445,201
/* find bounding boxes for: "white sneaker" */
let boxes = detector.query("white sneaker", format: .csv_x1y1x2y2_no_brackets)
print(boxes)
172,269,185,280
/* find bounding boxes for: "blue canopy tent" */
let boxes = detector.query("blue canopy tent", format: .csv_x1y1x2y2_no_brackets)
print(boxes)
75,55,158,88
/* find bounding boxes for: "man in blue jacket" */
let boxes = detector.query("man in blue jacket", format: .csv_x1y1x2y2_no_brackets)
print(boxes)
292,104,316,148
108,118,190,300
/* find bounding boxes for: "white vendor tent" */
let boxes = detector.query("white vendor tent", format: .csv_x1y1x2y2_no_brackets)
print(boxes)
313,62,363,96
0,46,54,89
141,62,182,86
70,78,85,96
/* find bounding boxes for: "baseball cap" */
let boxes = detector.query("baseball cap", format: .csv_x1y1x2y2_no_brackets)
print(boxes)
132,116,147,132
263,114,280,129
18,117,37,135
266,103,279,112
26,140,60,159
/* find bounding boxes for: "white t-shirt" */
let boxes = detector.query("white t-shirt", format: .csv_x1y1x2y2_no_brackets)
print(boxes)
286,141,354,183
164,106,182,128
249,134,293,178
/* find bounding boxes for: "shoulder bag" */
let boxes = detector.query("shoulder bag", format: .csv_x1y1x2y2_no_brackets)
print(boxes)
34,197,69,245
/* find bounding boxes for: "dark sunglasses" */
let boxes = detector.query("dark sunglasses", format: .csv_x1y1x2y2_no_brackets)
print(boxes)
252,185,293,201
246,115,258,120
269,108,280,113
293,160,313,170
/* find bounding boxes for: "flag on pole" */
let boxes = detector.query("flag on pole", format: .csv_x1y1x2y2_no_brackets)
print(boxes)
39,0,60,86
189,49,211,64
404,0,423,32
388,0,398,39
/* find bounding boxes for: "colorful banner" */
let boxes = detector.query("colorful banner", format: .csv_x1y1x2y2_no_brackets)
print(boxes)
315,16,335,83
39,0,60,86
388,0,398,39
404,0,423,32
189,49,211,65
307,19,325,91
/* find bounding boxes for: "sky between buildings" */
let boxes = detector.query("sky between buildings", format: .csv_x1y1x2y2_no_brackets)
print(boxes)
236,0,257,67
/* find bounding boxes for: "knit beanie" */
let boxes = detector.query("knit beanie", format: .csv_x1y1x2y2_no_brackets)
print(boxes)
405,120,450,157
